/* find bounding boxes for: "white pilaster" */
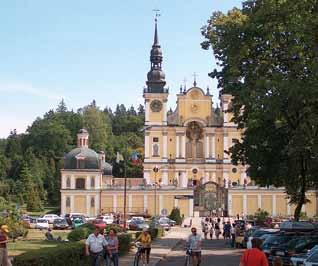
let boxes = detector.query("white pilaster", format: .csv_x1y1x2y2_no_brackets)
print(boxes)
145,135,150,158
163,134,168,159
181,135,186,158
287,199,291,216
189,198,194,217
95,194,99,216
228,194,232,216
113,194,117,212
61,194,66,216
128,194,132,212
144,171,150,185
159,195,163,214
258,195,262,209
181,172,187,188
174,198,179,208
71,175,75,189
163,101,167,124
223,103,229,123
223,171,229,188
145,101,150,123
70,195,74,213
144,195,148,212
211,134,216,159
243,194,247,215
204,172,209,184
162,171,168,186
272,195,277,216
223,134,229,161
176,135,180,158
205,135,210,158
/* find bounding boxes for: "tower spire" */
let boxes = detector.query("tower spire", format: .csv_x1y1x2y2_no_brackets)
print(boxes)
145,11,167,93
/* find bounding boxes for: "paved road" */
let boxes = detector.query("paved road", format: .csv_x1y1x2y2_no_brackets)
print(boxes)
157,238,243,266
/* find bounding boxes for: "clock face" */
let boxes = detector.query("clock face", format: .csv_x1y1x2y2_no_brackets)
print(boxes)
150,100,163,112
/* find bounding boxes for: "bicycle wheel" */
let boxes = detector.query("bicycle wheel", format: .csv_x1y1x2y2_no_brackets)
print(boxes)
133,252,141,266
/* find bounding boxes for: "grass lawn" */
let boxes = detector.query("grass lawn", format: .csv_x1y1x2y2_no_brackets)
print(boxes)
8,229,71,257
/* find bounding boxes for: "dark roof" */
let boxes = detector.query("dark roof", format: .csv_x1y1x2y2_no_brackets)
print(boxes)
78,128,88,134
64,147,99,170
102,162,112,176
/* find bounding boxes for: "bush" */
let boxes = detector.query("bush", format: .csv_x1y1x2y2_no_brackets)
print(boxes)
117,233,132,255
168,207,182,225
12,242,90,266
67,223,95,242
254,209,270,226
105,224,124,234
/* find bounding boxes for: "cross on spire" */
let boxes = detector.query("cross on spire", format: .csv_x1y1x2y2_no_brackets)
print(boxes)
193,72,198,87
153,9,161,22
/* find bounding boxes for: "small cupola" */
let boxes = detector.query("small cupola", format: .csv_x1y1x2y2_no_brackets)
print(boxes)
77,128,89,148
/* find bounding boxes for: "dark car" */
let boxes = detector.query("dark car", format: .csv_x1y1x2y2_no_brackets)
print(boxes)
53,218,69,230
129,220,149,231
262,233,296,256
269,235,318,265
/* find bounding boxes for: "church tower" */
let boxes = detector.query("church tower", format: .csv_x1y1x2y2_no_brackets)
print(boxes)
143,17,169,126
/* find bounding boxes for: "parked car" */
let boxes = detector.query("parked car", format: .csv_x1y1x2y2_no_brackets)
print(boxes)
64,213,86,225
127,216,144,224
72,218,85,229
304,249,318,266
98,215,114,225
22,216,38,229
158,217,172,231
269,235,318,265
246,228,279,249
92,219,107,230
262,233,296,256
291,244,318,266
128,220,149,231
53,218,69,230
42,214,61,224
35,218,49,230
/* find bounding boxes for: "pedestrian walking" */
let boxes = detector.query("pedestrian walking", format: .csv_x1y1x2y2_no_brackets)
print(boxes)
230,223,236,247
209,223,214,240
239,238,268,266
186,227,202,266
214,223,221,240
135,228,152,266
107,229,119,266
85,227,108,266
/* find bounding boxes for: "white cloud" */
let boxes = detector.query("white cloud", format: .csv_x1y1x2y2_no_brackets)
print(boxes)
0,82,63,100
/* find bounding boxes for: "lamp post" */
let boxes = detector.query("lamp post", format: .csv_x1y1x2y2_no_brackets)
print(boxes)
153,165,159,217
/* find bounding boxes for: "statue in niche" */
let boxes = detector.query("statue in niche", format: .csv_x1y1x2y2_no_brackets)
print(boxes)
186,122,204,159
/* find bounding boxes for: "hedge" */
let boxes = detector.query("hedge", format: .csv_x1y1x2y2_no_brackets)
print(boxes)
13,234,132,266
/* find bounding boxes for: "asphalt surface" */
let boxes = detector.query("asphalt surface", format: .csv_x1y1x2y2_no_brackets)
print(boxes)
157,238,243,266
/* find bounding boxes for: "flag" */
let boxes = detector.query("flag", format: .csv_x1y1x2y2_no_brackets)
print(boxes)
116,152,124,163
131,151,139,165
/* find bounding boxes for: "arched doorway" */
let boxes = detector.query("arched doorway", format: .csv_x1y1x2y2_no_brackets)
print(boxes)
194,182,227,216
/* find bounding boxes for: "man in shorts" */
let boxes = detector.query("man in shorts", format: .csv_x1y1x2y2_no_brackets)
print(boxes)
186,227,202,266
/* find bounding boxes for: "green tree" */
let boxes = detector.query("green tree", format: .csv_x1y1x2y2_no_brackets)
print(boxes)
201,0,318,220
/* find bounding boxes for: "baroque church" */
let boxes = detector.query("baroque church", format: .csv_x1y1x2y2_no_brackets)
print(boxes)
60,20,318,218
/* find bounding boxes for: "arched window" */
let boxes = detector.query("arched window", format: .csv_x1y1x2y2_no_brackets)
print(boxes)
153,144,159,157
66,197,70,207
90,197,95,207
66,177,71,188
75,178,85,189
90,177,95,188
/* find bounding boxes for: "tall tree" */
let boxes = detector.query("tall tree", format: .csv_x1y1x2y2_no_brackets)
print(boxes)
202,0,318,220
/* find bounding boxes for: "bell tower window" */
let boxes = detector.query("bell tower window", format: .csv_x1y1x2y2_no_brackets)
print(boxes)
75,178,85,189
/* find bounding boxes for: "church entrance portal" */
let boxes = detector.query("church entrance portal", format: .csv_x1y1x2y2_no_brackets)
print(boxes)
193,182,227,217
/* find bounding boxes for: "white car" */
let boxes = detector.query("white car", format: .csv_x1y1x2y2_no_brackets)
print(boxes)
36,218,49,230
42,214,60,224
100,215,114,225
127,216,145,223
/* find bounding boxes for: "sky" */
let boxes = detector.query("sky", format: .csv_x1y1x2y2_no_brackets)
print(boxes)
0,0,242,138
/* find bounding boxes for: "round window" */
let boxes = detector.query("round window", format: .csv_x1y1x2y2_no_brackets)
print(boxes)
232,168,237,173
192,169,198,174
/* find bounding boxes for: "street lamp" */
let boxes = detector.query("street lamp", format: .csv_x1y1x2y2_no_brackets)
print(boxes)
153,165,159,217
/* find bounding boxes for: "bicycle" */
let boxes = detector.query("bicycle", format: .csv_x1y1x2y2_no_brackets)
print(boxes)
133,242,144,266
184,248,192,266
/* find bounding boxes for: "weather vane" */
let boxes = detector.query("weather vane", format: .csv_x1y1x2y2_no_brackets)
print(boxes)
152,9,161,22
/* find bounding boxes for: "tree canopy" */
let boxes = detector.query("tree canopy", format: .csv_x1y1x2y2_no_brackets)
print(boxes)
0,100,144,210
202,0,318,219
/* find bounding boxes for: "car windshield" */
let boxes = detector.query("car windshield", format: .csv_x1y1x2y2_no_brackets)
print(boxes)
37,219,46,223
262,235,294,247
54,219,65,223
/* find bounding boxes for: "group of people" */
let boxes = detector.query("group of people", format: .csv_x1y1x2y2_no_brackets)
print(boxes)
85,227,120,266
85,227,152,266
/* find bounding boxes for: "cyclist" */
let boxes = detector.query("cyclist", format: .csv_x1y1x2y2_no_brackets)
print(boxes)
135,228,152,266
85,227,108,266
186,227,202,266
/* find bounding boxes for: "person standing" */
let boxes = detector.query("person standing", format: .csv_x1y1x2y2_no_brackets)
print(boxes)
186,227,202,266
230,223,236,248
85,227,108,266
209,222,214,240
0,225,11,266
214,222,220,240
135,228,152,266
239,238,268,266
107,229,119,266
